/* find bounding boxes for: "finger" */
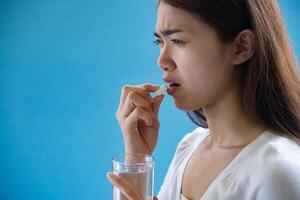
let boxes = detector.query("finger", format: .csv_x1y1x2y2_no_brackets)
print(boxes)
126,106,153,127
119,85,151,111
122,92,154,118
119,84,159,109
106,172,144,200
150,95,164,129
154,197,158,200
138,83,160,93
152,94,164,116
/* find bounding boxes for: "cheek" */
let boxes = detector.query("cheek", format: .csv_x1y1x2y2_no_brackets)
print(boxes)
186,64,225,99
178,48,234,108
183,50,228,89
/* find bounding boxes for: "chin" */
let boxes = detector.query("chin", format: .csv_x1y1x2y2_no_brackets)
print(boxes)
173,99,202,111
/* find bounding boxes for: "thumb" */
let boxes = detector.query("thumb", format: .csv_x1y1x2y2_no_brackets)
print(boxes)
153,197,158,200
152,94,164,115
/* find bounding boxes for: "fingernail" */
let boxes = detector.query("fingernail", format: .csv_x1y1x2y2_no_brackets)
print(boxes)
106,172,113,178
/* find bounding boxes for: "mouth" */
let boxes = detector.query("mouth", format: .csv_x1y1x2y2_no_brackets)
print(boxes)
166,81,180,95
166,82,181,95
168,82,181,87
163,77,181,95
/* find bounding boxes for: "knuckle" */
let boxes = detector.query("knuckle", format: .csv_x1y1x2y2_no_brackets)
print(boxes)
142,83,152,88
134,107,142,114
122,84,131,93
127,91,136,99
115,112,121,121
139,86,148,93
115,109,124,120
135,106,145,114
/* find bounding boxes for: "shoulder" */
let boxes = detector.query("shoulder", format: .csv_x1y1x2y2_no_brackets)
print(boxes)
245,130,300,168
248,131,300,198
260,131,300,167
168,127,209,167
175,126,209,154
157,127,209,199
257,157,300,199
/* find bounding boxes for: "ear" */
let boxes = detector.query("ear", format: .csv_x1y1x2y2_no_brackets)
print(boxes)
232,29,256,65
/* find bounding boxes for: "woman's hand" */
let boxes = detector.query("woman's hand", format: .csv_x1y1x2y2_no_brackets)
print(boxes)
116,83,164,155
107,172,158,200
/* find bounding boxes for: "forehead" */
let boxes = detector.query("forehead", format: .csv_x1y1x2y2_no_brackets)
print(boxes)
156,2,204,34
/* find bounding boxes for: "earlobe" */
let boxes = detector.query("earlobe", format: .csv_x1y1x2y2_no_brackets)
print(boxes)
233,29,256,65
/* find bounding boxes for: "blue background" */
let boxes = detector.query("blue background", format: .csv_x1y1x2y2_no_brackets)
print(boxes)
0,0,299,199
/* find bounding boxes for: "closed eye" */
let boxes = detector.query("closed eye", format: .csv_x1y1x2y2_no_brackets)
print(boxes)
153,38,186,46
171,39,185,45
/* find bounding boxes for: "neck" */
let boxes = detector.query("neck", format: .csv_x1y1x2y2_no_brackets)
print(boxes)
202,88,266,149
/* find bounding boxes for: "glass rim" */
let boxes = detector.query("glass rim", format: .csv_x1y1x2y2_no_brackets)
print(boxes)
112,153,154,166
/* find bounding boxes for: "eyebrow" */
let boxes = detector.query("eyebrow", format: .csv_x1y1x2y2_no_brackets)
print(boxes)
154,29,184,37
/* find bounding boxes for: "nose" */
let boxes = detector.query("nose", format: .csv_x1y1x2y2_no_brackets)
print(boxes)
157,46,176,72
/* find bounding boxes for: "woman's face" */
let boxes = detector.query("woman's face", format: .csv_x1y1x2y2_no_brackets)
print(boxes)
155,2,239,111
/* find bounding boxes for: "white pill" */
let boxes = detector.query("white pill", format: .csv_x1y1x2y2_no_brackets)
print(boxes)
151,84,167,97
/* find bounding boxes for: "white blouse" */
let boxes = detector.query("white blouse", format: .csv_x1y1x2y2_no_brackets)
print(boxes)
157,127,300,200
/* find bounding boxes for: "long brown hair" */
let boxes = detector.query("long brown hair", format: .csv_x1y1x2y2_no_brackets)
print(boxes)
158,0,300,142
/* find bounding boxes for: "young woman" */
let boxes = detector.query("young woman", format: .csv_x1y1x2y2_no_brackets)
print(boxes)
107,0,300,199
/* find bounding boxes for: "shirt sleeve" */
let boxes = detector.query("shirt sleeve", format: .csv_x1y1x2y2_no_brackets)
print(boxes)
157,128,202,200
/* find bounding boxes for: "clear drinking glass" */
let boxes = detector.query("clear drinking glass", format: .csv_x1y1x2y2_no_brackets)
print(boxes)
112,153,154,200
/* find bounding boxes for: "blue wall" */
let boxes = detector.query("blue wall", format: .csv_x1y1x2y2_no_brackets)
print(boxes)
0,0,299,199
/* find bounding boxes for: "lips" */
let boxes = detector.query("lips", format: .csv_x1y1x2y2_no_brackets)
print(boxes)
163,77,181,95
169,82,181,87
